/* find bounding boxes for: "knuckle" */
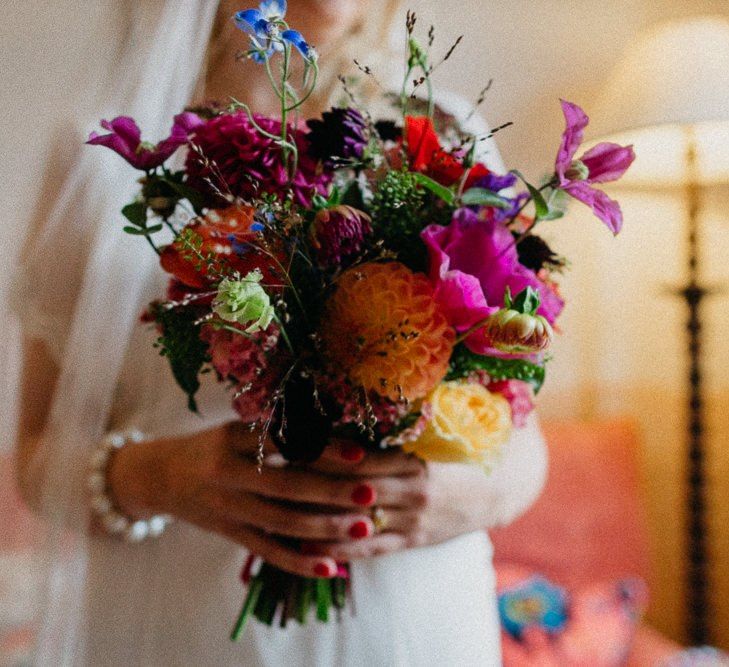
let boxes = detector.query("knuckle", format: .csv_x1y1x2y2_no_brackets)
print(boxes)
410,511,426,533
408,483,431,509
407,530,428,549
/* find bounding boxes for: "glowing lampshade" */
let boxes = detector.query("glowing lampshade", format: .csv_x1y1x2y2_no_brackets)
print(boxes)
589,16,729,187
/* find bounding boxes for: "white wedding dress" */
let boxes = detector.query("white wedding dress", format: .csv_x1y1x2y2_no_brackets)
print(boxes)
13,2,548,665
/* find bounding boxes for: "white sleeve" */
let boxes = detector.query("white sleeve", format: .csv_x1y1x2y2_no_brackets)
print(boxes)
481,413,548,528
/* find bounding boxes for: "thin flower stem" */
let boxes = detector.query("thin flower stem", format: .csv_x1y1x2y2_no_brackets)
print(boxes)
400,65,413,118
280,42,291,168
504,181,552,229
496,181,556,259
454,316,492,344
264,57,283,99
273,315,295,354
144,234,161,256
285,66,318,112
162,217,177,236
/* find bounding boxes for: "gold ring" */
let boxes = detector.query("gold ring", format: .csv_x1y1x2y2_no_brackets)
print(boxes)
371,506,388,534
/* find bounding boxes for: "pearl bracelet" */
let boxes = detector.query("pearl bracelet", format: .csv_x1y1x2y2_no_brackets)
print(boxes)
88,430,173,542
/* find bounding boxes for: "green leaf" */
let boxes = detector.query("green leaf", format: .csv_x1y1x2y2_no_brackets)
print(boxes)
412,172,456,206
447,345,547,393
511,169,549,220
152,304,210,412
460,188,510,208
122,201,148,228
160,178,206,215
527,183,549,219
539,208,565,221
123,224,163,236
540,188,567,221
512,286,541,315
503,286,513,310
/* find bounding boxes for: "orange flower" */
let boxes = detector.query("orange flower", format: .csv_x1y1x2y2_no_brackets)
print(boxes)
321,262,454,402
160,204,259,288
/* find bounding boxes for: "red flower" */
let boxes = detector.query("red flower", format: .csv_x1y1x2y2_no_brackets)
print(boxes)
404,116,490,188
160,204,269,288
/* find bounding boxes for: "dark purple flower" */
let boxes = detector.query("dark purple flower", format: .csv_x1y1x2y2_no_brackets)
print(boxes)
472,171,518,193
87,113,202,171
310,205,371,267
184,111,331,207
555,100,635,234
306,107,369,168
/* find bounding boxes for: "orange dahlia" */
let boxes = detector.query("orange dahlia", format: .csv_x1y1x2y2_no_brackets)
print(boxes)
321,262,455,402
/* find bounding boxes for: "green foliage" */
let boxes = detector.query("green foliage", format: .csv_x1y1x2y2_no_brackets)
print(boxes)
460,188,510,208
447,344,546,393
152,303,210,411
412,173,455,206
504,286,541,316
140,170,206,217
122,201,147,227
370,169,432,270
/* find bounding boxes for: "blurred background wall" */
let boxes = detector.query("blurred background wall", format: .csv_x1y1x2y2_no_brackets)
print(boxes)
2,0,729,647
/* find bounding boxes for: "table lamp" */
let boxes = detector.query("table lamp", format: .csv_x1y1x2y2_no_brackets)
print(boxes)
589,15,729,644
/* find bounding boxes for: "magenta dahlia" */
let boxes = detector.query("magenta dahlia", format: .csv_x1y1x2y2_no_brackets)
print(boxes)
185,111,332,207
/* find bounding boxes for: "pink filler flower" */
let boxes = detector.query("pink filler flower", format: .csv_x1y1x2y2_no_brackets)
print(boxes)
555,100,635,234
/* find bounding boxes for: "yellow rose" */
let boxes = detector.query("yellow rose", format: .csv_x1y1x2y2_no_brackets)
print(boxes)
403,381,512,466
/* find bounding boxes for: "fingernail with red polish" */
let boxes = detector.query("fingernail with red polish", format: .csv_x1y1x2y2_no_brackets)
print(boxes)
314,562,334,578
340,442,365,463
351,484,376,506
349,520,371,539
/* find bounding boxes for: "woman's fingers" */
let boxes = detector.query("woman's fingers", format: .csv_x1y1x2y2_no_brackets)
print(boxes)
225,459,430,510
215,520,339,579
214,490,376,541
224,421,277,458
301,532,412,561
310,441,425,478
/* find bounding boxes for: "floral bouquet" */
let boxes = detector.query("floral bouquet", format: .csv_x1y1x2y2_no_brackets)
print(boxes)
88,1,634,639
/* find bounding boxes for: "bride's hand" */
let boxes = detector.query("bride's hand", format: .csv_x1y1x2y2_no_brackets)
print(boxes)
302,451,493,561
105,423,422,578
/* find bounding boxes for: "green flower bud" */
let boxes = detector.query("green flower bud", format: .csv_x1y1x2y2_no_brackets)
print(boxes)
213,270,275,333
485,286,554,354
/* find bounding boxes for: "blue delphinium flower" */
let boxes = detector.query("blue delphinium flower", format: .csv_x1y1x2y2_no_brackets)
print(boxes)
234,2,315,63
498,576,569,641
281,29,316,61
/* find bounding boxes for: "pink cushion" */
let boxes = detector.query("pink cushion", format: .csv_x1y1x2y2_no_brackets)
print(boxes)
498,564,647,667
627,625,684,666
491,420,650,588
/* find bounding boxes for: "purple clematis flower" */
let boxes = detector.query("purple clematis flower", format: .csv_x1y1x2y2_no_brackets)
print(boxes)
555,100,635,234
87,112,202,171
422,208,564,355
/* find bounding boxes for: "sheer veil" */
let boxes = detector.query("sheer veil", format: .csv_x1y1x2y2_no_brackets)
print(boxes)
20,2,218,663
